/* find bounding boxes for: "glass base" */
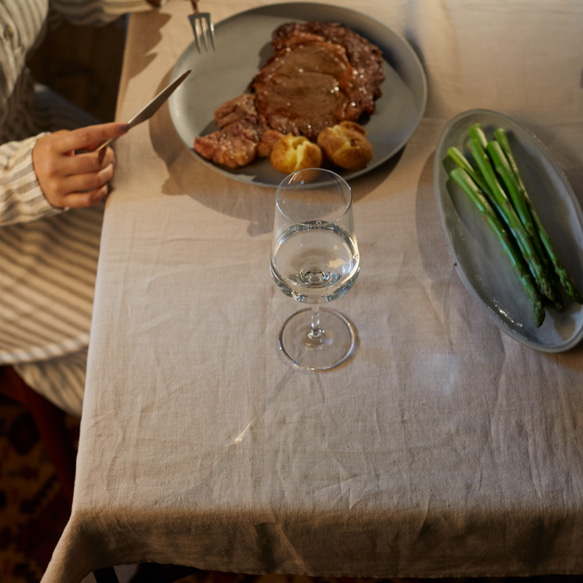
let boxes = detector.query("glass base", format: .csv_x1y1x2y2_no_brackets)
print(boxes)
278,307,356,371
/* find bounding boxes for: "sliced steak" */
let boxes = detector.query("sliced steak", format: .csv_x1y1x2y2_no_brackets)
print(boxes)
272,21,385,110
252,39,357,141
194,21,385,168
260,22,385,138
214,93,257,128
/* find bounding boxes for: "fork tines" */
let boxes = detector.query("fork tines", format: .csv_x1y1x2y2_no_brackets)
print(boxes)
188,12,215,53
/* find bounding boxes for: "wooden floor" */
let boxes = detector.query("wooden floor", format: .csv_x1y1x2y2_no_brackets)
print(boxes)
28,17,127,123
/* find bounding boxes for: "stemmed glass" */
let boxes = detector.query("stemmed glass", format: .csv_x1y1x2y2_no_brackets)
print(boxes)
270,168,360,371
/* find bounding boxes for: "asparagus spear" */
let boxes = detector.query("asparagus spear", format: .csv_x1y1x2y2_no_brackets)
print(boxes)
449,134,561,308
467,136,558,305
486,140,535,236
493,129,525,190
450,141,551,284
494,127,583,304
487,138,563,309
469,123,488,149
447,146,491,195
450,167,545,326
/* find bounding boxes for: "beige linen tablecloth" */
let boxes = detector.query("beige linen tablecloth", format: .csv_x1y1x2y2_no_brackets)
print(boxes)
43,1,583,581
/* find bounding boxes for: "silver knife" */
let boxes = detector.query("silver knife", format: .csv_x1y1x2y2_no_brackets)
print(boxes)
95,69,191,151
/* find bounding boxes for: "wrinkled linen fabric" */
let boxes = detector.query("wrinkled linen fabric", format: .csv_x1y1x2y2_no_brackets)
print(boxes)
43,0,583,580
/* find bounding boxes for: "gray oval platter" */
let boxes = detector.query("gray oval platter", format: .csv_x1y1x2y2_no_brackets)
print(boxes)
434,108,583,352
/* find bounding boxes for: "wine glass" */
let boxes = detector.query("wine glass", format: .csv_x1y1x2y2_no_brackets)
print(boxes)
270,168,360,371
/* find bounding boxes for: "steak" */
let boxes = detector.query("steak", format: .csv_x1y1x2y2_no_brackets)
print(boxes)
252,39,357,141
258,21,385,139
193,21,385,168
193,94,283,169
193,94,261,169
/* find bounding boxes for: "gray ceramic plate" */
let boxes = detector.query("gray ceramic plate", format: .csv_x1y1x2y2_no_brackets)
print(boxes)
434,109,583,352
169,2,427,187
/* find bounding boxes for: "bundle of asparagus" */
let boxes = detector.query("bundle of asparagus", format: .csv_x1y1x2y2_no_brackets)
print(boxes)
447,123,582,327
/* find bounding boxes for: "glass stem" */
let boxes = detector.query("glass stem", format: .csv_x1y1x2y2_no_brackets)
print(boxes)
307,305,324,345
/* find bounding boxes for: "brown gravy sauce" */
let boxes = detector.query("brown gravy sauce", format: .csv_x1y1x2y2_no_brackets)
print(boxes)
253,41,360,141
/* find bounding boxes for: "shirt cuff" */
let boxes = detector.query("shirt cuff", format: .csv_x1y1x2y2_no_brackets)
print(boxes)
27,134,67,221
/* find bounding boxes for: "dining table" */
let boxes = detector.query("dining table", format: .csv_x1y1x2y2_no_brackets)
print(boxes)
42,0,583,581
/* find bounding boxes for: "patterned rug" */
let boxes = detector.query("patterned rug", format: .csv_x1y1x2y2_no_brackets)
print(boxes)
2,394,583,583
0,395,74,583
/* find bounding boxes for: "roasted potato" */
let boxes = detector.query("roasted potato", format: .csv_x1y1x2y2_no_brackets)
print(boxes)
317,121,373,171
270,134,323,173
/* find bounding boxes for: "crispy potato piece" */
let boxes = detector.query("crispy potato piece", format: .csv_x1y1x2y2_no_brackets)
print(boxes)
317,121,373,170
270,134,323,173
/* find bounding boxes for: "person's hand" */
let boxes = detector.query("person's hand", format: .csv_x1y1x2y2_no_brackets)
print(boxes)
32,122,129,209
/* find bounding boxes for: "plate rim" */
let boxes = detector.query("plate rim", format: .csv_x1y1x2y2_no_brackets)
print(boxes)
433,107,583,352
169,1,428,188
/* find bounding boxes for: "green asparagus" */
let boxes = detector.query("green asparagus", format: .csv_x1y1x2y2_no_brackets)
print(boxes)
467,136,557,305
493,127,583,304
468,123,488,149
487,138,563,309
445,121,583,324
451,167,545,327
486,140,535,237
447,146,491,195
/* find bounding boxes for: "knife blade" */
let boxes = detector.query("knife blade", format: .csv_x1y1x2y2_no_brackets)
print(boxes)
95,69,191,151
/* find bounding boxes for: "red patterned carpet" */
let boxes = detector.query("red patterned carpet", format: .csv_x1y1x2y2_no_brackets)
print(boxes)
0,395,75,582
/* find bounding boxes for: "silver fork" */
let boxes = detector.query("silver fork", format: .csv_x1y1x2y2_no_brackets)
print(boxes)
189,0,215,53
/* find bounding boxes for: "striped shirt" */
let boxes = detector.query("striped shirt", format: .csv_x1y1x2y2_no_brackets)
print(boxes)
0,0,157,416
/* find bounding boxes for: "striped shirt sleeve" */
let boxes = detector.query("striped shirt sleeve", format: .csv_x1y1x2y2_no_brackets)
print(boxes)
51,0,163,25
0,134,62,226
0,0,162,227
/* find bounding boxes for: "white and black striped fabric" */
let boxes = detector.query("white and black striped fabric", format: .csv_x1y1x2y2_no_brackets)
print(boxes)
0,0,156,416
